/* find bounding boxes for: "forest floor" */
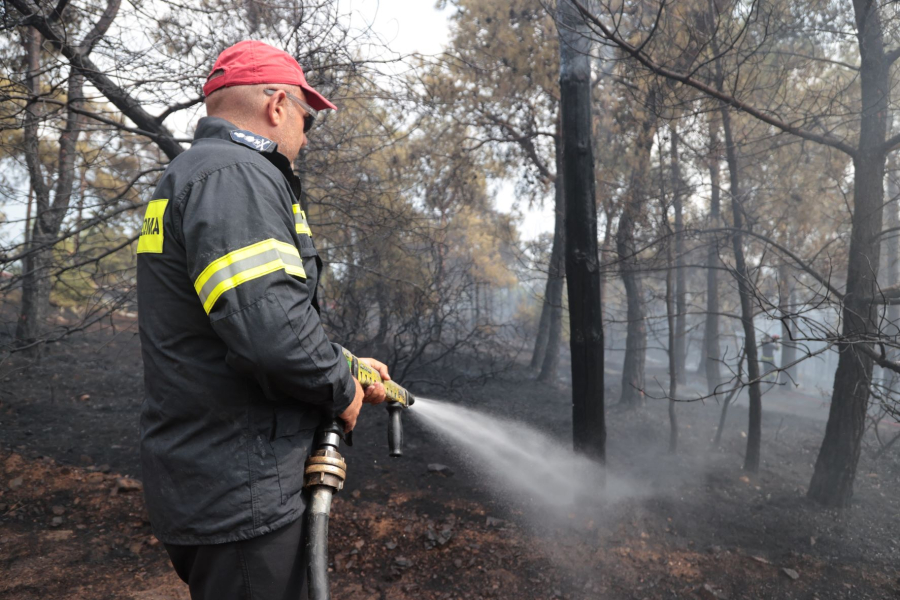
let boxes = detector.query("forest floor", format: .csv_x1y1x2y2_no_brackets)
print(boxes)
2,321,900,600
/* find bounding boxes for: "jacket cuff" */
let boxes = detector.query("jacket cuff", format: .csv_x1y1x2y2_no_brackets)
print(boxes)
330,344,356,417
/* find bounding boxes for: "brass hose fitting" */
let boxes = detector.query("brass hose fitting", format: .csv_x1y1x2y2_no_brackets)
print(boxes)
303,449,347,492
306,418,348,600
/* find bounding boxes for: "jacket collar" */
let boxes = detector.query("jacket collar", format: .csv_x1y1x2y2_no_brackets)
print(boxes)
193,117,301,195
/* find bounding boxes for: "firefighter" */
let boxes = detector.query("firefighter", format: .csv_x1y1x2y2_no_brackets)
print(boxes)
136,40,388,599
760,334,780,383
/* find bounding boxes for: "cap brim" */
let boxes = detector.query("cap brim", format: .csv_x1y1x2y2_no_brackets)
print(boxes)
301,83,337,111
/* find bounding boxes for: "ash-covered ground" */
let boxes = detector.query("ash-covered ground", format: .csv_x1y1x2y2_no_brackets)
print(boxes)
1,323,899,599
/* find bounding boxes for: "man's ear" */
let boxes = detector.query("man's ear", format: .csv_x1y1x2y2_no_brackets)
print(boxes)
266,90,288,127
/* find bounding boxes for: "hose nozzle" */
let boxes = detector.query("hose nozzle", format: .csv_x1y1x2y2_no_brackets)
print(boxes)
342,348,415,457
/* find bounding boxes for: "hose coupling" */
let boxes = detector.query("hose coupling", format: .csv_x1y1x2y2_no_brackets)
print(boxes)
303,449,347,492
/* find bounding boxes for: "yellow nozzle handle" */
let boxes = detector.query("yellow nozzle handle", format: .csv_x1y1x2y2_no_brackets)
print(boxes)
342,349,415,408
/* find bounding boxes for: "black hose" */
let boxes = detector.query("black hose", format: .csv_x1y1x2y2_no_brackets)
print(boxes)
306,487,333,600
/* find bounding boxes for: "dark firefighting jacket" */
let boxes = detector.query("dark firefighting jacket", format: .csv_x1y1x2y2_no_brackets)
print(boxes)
136,117,356,545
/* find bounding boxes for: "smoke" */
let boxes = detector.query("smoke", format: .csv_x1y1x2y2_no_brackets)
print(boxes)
411,398,642,518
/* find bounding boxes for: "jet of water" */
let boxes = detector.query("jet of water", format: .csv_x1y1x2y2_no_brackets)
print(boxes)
412,397,637,514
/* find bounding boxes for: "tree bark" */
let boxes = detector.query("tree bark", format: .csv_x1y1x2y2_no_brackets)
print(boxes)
599,207,614,358
17,62,87,348
16,29,86,349
808,0,888,506
665,199,679,454
713,351,745,448
538,134,566,382
15,2,126,351
16,27,47,347
704,115,723,394
531,297,552,369
670,127,687,384
720,102,764,473
778,264,797,385
885,156,900,393
616,108,655,407
558,0,605,459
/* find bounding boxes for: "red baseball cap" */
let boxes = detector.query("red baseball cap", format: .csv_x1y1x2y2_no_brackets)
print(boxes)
203,40,337,111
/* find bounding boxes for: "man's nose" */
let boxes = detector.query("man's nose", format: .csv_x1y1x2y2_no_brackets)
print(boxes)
299,133,309,150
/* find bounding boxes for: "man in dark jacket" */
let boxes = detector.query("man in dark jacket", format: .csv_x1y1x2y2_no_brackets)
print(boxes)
136,40,389,599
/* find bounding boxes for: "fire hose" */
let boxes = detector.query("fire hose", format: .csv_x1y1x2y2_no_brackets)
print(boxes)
304,349,415,600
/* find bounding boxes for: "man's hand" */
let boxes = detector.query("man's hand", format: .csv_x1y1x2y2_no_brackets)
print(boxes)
338,378,364,433
359,357,390,405
337,358,391,433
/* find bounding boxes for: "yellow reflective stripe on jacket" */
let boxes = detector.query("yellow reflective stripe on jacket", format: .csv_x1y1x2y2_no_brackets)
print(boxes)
193,239,306,314
293,204,312,237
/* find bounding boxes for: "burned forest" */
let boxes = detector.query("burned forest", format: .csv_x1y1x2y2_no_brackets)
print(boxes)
1,0,900,599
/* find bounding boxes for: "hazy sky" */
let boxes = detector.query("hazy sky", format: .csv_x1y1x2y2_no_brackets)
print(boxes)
352,0,452,56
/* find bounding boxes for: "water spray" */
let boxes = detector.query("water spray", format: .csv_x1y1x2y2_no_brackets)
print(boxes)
410,398,632,512
303,349,415,600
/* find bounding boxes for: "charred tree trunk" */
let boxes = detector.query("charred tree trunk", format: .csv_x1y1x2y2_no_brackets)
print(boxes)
372,285,392,351
16,27,50,348
16,247,55,350
558,0,605,459
617,202,647,407
713,350,745,448
720,103,763,473
704,116,723,394
670,128,687,384
15,2,121,351
17,31,86,350
531,298,552,369
600,207,614,344
809,0,888,505
885,157,900,395
664,200,679,454
778,264,797,385
25,185,33,247
538,136,567,382
617,109,656,407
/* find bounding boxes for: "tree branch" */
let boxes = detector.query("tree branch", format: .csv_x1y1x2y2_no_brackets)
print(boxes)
858,341,900,375
885,46,900,67
48,0,69,22
882,130,900,155
697,227,844,300
155,96,204,125
6,95,193,142
78,0,120,54
569,0,858,158
10,0,185,160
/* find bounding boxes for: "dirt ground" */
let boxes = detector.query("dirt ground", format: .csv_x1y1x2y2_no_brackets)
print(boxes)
2,322,900,600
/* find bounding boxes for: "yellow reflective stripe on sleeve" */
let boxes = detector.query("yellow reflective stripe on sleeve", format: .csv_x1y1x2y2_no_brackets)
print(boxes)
193,239,306,314
136,199,169,254
293,204,312,237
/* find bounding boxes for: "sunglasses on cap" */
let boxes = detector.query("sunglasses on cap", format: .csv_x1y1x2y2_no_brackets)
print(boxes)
264,88,318,133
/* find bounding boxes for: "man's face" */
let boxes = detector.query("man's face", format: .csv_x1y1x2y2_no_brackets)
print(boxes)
272,88,310,162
